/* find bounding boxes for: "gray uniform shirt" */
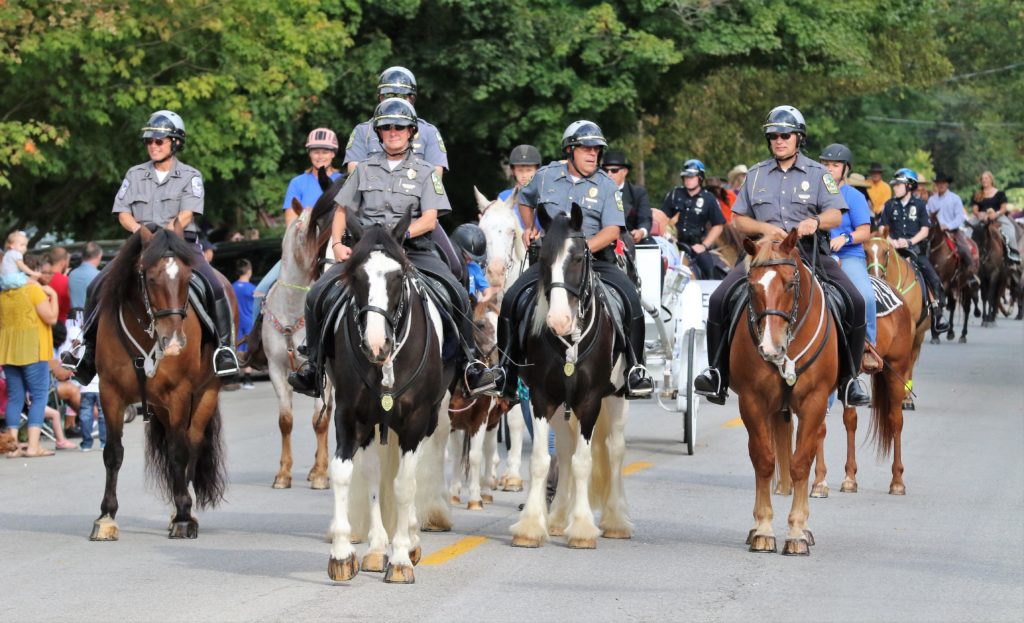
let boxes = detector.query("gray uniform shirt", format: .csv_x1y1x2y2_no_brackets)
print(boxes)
334,151,451,230
343,119,449,170
518,161,625,239
112,160,204,235
732,152,846,230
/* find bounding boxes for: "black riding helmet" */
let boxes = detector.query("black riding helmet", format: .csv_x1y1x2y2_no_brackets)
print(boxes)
819,143,853,177
378,66,417,98
451,223,487,264
509,144,542,167
141,109,186,153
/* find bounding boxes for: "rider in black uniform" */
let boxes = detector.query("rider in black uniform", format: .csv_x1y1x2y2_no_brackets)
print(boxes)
657,159,726,279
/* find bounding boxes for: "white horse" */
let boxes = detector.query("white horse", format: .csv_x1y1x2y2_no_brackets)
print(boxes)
475,187,529,492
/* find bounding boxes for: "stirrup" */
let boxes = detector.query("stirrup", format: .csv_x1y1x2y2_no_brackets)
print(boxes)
625,364,654,397
840,377,870,408
213,345,240,377
60,343,86,371
464,359,497,396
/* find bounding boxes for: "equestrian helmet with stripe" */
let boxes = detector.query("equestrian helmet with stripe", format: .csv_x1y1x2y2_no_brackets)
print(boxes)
141,110,186,152
305,128,339,152
509,144,542,167
377,66,417,98
890,167,919,191
763,105,806,146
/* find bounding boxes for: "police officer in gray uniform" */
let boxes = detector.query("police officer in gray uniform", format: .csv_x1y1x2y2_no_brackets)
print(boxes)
61,110,240,383
658,158,726,279
288,98,499,398
495,120,655,400
693,105,870,408
343,66,448,177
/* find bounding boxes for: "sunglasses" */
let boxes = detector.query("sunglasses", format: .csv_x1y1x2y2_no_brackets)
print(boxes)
766,132,793,141
377,124,410,132
603,167,624,173
144,138,168,146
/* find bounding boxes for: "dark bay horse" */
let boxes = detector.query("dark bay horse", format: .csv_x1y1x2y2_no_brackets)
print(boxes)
323,211,454,584
511,204,631,549
91,224,233,541
733,230,837,556
972,219,1010,326
928,216,978,343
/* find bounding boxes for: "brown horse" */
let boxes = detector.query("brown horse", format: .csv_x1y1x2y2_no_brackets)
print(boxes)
971,219,1010,326
865,231,928,409
811,287,915,497
91,224,233,541
733,230,837,555
928,216,978,343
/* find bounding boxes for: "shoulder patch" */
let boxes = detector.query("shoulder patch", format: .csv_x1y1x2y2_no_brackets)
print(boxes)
117,178,130,200
436,130,446,154
346,129,356,150
191,176,204,198
431,171,444,195
823,173,839,194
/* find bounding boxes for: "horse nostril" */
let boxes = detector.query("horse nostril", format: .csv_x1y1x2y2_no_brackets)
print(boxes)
160,336,170,349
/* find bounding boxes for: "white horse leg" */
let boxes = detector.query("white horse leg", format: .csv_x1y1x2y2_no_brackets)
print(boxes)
510,413,551,547
501,404,525,491
416,394,452,532
327,457,358,581
599,397,633,539
384,448,419,583
547,413,576,537
466,427,486,510
359,444,389,572
447,429,465,504
564,426,601,549
347,449,370,543
483,425,499,493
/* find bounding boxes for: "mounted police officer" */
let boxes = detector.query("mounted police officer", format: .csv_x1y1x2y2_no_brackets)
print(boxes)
881,168,950,332
61,110,240,383
494,120,655,400
343,66,448,178
657,159,726,278
693,105,870,408
287,98,499,398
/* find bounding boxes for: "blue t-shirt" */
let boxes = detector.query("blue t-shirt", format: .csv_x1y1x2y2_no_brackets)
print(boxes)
232,280,256,348
831,185,872,259
466,261,489,298
282,170,343,211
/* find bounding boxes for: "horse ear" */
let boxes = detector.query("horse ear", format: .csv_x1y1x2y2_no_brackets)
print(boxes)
742,236,757,257
570,202,584,231
474,186,491,213
779,228,799,253
537,205,553,233
290,198,304,221
391,206,413,243
877,225,889,239
345,206,363,242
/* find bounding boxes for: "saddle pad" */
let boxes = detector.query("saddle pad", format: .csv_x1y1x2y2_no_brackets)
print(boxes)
870,275,903,318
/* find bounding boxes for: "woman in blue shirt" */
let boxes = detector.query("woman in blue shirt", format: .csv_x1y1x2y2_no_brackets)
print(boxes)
821,144,876,346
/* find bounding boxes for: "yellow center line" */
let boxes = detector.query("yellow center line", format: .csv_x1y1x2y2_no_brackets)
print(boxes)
722,416,744,429
622,460,653,476
419,535,487,566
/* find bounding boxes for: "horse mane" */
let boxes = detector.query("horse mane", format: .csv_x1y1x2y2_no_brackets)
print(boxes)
304,175,348,275
539,211,574,268
341,224,413,285
98,226,193,321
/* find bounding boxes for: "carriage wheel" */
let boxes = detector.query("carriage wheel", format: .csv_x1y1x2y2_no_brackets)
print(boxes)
683,328,697,455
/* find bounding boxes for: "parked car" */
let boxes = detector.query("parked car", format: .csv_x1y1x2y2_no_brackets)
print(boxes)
208,237,283,283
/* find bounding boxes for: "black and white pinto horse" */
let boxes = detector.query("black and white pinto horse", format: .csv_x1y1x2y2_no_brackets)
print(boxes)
325,210,455,584
510,204,632,549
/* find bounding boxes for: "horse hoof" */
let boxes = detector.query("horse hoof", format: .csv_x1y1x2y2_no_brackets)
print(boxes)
803,530,815,546
568,537,597,549
548,526,565,537
310,476,329,490
945,332,954,341
601,528,632,540
902,400,915,411
745,529,755,545
450,495,461,505
90,516,119,541
959,336,967,344
497,475,507,488
748,534,776,553
502,477,524,492
328,553,359,582
774,484,793,496
782,538,810,556
410,546,422,566
840,480,858,493
168,520,198,539
930,337,940,345
511,536,541,548
384,563,415,584
467,500,484,511
361,552,388,573
421,523,451,533
481,493,494,504
272,476,292,489
810,483,829,498
889,483,907,496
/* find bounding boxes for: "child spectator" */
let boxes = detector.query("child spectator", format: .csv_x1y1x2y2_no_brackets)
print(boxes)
1,230,42,290
232,259,256,389
63,324,104,451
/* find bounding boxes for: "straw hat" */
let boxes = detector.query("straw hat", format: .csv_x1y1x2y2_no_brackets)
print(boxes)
846,173,870,188
727,164,748,186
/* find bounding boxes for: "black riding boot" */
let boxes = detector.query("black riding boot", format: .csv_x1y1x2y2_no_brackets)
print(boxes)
838,322,870,408
928,284,951,333
287,292,323,398
493,316,519,402
623,316,654,399
693,317,728,405
213,297,240,377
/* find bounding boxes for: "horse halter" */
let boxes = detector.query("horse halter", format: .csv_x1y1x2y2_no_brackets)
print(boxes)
747,258,801,330
354,251,410,358
137,253,188,337
543,232,595,322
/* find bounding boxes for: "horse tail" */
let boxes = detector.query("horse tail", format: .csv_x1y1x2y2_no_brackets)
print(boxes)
240,312,267,369
587,400,613,513
144,415,175,503
459,423,473,483
869,370,899,460
193,404,228,509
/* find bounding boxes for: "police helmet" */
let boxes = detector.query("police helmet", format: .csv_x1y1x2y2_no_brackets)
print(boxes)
305,128,339,152
680,159,706,182
561,120,608,151
763,105,806,145
372,98,418,130
451,223,487,264
377,66,417,98
509,144,542,167
141,110,186,151
890,167,919,191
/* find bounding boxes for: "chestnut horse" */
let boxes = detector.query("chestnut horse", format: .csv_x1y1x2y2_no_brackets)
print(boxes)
810,284,915,497
733,230,837,556
91,224,232,541
865,231,928,409
927,216,978,343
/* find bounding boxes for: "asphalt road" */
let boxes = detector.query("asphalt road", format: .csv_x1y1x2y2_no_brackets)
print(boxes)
3,316,1022,622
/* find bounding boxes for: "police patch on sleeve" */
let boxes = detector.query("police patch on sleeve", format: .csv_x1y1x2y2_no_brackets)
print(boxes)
346,130,356,150
615,190,624,212
117,178,130,200
431,172,444,195
191,176,204,198
436,131,446,153
823,173,839,194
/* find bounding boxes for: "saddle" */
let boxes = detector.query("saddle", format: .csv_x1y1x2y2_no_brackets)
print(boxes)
187,273,218,341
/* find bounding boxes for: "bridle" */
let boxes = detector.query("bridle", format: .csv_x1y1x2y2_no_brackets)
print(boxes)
543,232,595,320
867,237,916,295
137,253,189,336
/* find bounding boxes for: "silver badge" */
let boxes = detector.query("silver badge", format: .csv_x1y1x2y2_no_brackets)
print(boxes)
909,206,917,219
696,197,704,208
407,168,416,180
801,180,810,191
